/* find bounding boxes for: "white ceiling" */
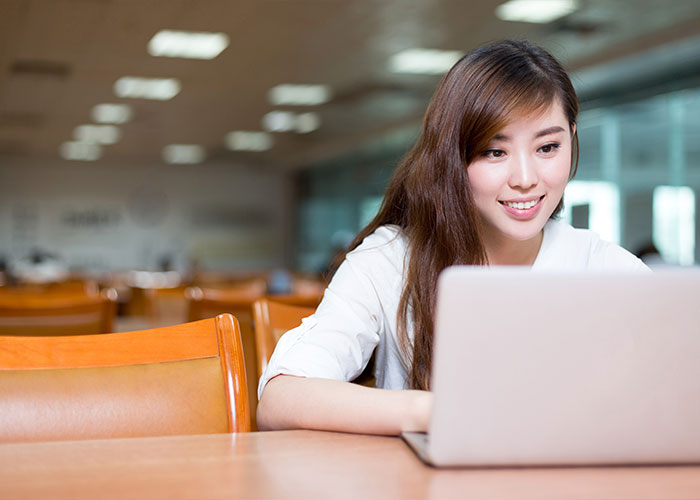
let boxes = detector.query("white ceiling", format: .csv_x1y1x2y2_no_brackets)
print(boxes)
1,0,699,169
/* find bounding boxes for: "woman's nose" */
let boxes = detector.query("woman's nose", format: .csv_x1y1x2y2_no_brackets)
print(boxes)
509,153,539,189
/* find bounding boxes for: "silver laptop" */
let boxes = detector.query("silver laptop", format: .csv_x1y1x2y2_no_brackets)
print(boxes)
403,266,700,467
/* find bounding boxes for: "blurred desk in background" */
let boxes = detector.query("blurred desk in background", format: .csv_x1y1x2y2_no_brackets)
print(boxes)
1,430,699,500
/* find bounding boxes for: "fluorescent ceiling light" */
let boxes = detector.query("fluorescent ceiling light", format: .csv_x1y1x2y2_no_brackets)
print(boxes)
162,144,206,164
92,103,132,124
148,30,229,59
389,48,464,75
262,111,321,134
294,112,320,134
225,131,273,151
60,141,101,161
268,84,331,106
114,76,181,100
73,124,121,145
495,0,578,23
262,111,297,132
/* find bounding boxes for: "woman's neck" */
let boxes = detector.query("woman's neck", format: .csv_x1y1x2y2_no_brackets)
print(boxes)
483,230,544,267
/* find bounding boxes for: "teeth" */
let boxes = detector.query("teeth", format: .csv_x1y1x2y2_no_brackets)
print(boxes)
503,199,538,210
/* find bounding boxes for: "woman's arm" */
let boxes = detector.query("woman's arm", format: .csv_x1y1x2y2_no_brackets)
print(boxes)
257,375,432,435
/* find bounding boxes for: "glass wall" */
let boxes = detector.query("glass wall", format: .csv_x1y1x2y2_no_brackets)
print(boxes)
567,87,699,265
294,148,401,273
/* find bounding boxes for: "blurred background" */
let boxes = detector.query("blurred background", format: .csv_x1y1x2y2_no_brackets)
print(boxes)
1,0,700,281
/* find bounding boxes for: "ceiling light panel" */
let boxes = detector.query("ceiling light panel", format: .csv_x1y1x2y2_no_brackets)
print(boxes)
262,110,297,132
73,124,121,145
389,49,464,74
268,84,332,106
114,77,181,100
495,0,578,23
148,30,229,59
225,131,273,151
92,103,132,124
162,144,206,164
294,112,321,134
60,141,101,161
262,111,320,133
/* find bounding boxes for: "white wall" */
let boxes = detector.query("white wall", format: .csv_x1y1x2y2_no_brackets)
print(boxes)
0,157,292,273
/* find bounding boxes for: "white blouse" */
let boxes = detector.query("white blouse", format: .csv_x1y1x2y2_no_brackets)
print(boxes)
258,219,649,397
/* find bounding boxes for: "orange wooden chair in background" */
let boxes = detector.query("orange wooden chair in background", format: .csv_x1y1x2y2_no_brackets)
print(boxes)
0,313,250,443
186,283,266,428
0,288,117,336
0,279,100,296
186,279,323,427
252,298,315,378
251,297,375,388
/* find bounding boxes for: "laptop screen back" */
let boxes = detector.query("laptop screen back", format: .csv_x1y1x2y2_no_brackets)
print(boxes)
428,267,700,466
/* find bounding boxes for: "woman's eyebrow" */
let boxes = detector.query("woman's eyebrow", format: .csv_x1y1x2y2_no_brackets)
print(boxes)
534,125,566,138
491,125,566,142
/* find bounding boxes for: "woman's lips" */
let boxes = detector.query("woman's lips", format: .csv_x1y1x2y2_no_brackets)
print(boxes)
499,195,545,220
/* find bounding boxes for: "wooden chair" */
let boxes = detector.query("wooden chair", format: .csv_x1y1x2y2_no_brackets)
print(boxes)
252,298,315,378
252,298,375,387
264,293,323,308
0,279,99,295
135,285,190,328
186,285,265,429
123,271,182,317
0,288,117,336
0,313,250,443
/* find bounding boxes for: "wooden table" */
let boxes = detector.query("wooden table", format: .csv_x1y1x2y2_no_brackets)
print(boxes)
2,430,700,499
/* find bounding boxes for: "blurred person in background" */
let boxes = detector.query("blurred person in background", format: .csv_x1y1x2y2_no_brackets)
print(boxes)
11,248,69,285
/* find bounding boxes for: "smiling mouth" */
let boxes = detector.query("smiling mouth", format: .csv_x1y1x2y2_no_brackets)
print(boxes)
499,195,545,210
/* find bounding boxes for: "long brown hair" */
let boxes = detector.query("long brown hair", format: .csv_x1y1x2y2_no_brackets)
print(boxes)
345,40,580,390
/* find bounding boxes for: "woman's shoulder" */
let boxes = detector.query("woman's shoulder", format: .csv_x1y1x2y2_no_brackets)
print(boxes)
348,224,407,257
537,219,649,272
337,224,408,282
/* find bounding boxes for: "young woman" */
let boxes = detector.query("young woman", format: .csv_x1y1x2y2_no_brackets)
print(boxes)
256,40,648,435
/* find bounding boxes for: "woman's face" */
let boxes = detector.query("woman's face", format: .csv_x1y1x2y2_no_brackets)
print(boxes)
467,100,574,247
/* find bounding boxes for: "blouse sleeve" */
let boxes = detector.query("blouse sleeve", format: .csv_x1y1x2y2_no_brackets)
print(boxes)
257,227,405,399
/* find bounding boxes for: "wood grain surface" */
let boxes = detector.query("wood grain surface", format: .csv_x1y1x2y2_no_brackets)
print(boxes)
1,430,699,500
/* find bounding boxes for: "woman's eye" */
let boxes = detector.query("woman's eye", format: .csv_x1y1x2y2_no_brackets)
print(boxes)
483,149,505,159
539,143,560,154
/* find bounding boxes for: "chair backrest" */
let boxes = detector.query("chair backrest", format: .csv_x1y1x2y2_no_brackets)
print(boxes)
0,279,99,295
186,286,264,429
251,298,374,386
252,298,315,378
0,288,117,336
131,285,190,328
0,313,250,443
